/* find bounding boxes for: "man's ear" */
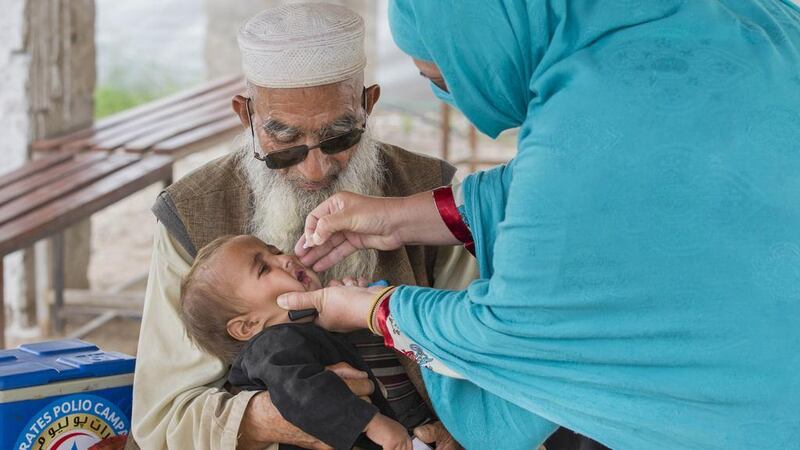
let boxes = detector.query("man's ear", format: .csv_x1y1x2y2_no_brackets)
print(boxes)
365,84,381,115
231,94,252,129
227,314,262,341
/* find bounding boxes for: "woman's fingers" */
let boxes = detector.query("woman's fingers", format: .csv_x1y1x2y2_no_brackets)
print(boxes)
294,234,310,257
342,277,357,286
311,238,360,272
357,277,369,288
301,198,327,247
326,279,344,287
311,209,359,246
297,233,346,267
303,193,353,247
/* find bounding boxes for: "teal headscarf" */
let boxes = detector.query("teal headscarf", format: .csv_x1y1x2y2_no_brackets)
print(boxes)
390,0,552,137
389,1,800,448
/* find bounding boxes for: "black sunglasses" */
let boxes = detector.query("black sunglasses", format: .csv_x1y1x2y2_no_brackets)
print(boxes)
246,89,368,170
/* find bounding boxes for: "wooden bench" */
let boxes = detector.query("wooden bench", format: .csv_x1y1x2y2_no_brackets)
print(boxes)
32,75,245,158
0,75,248,346
0,152,173,347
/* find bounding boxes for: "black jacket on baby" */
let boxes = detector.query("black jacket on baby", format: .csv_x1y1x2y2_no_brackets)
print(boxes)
228,322,397,450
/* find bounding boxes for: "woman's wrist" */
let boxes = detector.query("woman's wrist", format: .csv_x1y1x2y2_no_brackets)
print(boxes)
374,292,394,346
368,287,396,336
392,195,427,245
366,286,396,333
432,185,474,251
394,190,461,246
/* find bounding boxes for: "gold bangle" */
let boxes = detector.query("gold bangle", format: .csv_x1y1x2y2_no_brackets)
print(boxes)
366,286,395,334
366,286,394,333
368,287,397,335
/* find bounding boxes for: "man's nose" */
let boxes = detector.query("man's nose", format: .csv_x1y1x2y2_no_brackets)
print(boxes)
295,149,331,184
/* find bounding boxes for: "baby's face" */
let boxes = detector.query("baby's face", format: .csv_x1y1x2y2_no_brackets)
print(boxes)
214,235,322,337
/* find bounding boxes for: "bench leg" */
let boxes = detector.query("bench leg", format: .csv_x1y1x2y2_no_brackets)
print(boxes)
1,256,5,348
51,233,65,334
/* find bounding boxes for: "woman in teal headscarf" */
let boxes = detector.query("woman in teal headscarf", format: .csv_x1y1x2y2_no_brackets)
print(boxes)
280,1,800,448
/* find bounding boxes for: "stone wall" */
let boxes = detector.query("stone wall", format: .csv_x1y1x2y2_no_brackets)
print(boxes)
1,0,95,335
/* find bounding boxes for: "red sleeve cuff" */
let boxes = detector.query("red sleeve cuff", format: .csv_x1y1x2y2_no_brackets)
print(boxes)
376,294,395,349
432,186,475,255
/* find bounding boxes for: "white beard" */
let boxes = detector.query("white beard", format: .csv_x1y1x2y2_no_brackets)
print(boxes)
238,127,386,284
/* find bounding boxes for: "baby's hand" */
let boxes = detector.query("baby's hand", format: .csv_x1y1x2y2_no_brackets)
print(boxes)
326,277,370,288
365,413,412,450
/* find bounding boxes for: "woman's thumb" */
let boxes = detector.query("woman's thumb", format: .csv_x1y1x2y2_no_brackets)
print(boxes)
277,291,320,310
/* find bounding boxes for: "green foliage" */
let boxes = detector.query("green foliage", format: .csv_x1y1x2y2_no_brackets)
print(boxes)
93,65,191,119
93,84,168,119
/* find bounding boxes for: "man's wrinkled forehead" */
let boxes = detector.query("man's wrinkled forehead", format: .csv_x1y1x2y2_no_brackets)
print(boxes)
251,75,362,131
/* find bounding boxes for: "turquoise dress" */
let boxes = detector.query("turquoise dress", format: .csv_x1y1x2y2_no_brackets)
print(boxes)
387,1,800,448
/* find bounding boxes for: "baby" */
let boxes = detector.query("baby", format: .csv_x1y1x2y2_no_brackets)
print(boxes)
179,234,410,450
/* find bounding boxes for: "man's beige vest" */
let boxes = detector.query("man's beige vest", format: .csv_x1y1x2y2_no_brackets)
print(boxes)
152,143,456,287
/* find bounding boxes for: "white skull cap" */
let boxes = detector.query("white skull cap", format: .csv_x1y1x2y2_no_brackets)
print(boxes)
238,2,366,88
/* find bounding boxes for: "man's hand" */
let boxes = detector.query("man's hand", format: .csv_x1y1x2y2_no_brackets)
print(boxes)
365,413,413,450
236,363,375,450
325,361,375,403
413,421,463,450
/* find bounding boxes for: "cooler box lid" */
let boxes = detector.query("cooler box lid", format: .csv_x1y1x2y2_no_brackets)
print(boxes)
0,339,135,390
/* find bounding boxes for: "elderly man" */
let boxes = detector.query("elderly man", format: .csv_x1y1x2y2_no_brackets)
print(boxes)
129,3,476,450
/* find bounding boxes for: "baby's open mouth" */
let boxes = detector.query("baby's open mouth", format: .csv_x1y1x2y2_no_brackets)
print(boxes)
294,269,311,289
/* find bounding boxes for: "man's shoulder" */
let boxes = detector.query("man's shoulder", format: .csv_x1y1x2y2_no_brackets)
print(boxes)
151,152,250,257
378,142,456,192
165,152,247,202
379,142,453,172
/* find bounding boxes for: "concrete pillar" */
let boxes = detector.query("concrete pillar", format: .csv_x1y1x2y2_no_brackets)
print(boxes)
204,0,380,84
0,0,95,337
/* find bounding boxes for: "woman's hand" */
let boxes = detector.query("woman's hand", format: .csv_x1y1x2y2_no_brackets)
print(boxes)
295,192,407,272
295,190,458,272
278,285,384,332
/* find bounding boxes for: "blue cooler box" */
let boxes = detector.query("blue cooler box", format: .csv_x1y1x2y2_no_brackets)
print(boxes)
0,339,135,450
